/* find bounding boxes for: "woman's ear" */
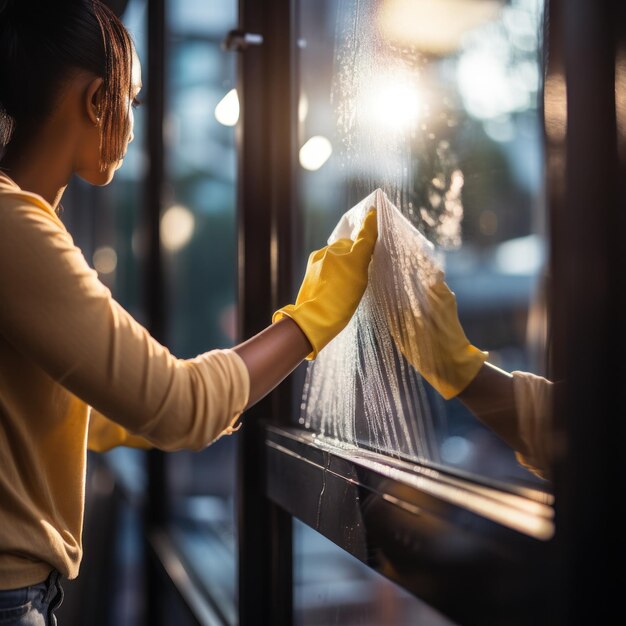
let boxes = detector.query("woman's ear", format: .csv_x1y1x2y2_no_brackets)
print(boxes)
85,77,105,126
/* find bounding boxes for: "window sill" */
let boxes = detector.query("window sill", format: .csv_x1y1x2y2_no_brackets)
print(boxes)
265,424,556,626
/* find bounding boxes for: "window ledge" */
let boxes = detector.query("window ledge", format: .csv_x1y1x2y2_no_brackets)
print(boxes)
266,424,556,626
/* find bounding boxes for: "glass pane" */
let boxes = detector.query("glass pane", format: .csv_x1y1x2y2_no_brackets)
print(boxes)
295,0,549,488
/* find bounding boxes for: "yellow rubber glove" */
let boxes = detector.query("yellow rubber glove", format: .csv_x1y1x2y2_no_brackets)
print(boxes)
391,269,488,400
273,209,377,359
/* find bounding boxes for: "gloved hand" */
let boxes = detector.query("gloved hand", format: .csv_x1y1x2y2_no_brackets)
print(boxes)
273,208,377,359
390,268,488,400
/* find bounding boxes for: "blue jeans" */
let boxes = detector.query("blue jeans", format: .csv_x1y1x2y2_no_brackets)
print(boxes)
0,571,64,625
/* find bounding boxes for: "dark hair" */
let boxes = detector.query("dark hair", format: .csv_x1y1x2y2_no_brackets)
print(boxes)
0,0,134,168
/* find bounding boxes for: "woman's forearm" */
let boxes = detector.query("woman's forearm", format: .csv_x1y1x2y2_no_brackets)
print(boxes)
457,362,529,456
233,317,312,409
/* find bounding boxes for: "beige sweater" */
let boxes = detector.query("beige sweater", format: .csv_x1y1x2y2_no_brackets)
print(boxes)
0,173,249,589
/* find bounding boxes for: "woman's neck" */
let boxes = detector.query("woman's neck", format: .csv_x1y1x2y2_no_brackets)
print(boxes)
0,134,72,210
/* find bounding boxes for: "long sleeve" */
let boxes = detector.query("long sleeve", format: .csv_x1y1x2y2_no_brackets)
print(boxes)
511,370,553,480
0,184,249,452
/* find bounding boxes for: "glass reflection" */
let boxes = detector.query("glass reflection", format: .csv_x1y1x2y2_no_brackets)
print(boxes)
296,0,549,487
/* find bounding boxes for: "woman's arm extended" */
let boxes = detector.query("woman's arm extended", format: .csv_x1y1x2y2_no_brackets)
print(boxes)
85,317,310,450
234,317,311,409
0,185,376,451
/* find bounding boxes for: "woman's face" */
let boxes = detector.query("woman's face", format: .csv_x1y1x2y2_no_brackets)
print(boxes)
77,46,142,186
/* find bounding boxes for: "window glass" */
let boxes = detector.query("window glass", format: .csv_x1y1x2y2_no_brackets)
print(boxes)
296,0,548,487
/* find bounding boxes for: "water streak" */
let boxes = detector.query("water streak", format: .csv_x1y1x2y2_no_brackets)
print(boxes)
302,189,445,463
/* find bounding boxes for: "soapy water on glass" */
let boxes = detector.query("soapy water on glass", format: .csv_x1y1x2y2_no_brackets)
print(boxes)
301,189,449,463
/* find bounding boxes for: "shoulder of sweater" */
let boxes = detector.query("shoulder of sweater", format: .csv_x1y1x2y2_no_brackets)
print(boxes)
0,175,64,229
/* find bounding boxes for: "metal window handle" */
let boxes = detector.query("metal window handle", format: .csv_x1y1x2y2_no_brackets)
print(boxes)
222,30,264,52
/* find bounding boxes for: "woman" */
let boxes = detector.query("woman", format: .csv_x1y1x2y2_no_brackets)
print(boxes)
0,0,377,623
